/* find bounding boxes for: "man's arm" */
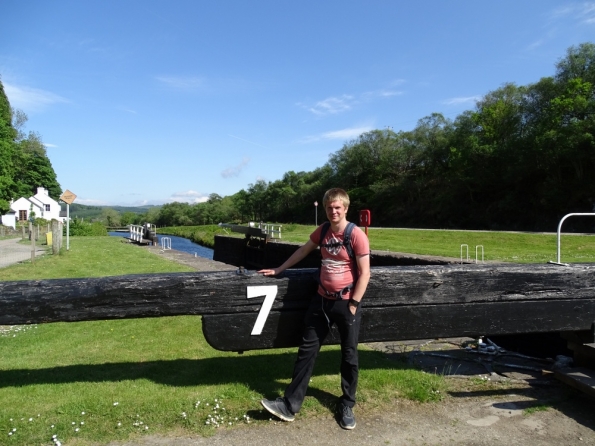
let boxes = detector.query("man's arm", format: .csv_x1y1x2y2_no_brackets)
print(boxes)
348,253,371,314
258,239,319,276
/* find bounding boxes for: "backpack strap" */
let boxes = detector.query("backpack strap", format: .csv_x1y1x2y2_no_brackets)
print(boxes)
342,222,356,259
318,221,331,246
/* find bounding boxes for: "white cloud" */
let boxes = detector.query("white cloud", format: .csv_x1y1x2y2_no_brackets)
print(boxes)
321,126,374,140
221,157,250,178
551,2,595,25
300,125,374,143
167,190,209,204
3,83,68,113
362,89,403,100
75,197,110,206
300,95,355,116
44,143,58,148
526,39,545,51
443,96,481,106
300,83,404,116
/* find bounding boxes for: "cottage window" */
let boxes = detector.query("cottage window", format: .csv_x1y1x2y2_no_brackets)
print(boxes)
45,204,50,211
19,210,27,221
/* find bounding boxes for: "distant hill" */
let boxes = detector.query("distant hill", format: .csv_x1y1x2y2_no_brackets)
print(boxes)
67,203,161,221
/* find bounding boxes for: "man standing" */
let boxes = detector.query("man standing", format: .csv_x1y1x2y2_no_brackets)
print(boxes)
258,188,371,430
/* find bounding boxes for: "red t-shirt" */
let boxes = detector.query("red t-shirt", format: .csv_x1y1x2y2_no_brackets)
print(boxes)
310,223,370,299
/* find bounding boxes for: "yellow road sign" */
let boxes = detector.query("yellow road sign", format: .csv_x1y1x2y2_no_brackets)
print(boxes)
60,189,77,204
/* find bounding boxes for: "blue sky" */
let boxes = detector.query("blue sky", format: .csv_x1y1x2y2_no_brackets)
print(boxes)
1,1,594,206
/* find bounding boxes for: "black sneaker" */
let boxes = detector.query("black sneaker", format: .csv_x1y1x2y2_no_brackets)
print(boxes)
339,403,356,430
261,397,295,422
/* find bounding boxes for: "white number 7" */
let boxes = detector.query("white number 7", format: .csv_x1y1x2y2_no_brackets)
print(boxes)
247,285,278,335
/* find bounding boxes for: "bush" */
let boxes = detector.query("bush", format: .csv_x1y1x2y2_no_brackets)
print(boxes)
66,218,108,236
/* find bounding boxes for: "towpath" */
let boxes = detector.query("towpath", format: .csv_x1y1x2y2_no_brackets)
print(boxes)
0,237,46,268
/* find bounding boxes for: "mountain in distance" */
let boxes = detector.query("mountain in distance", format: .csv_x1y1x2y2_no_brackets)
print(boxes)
66,203,161,220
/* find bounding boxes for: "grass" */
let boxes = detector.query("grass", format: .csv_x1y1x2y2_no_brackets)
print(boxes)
523,404,551,415
243,224,595,264
0,317,443,445
0,234,445,444
0,236,195,281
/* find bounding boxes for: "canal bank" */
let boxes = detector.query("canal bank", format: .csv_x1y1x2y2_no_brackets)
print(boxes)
141,243,236,272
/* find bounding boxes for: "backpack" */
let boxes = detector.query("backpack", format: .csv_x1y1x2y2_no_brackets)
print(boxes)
316,221,358,299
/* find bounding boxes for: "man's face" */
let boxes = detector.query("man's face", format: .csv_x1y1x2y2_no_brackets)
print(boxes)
325,200,347,224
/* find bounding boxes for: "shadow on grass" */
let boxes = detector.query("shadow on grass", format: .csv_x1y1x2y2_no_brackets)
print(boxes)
0,349,408,398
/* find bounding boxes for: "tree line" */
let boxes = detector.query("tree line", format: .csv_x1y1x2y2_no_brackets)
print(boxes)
147,43,595,232
0,81,62,213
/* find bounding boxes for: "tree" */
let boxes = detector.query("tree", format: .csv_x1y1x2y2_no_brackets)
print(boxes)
555,42,595,85
0,79,62,212
14,131,62,199
101,208,121,227
0,81,17,213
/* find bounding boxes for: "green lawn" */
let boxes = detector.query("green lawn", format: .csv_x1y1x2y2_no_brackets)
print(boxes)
0,236,195,282
0,317,443,445
262,225,595,264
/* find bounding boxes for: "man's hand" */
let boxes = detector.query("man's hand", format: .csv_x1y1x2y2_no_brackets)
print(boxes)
348,303,357,315
258,268,278,276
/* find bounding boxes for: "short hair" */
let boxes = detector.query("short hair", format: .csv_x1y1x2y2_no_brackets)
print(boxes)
323,188,350,208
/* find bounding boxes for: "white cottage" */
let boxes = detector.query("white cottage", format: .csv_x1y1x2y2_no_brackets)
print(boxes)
1,187,64,229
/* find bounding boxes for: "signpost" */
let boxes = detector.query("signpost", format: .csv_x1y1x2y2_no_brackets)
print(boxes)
59,189,77,251
314,201,318,227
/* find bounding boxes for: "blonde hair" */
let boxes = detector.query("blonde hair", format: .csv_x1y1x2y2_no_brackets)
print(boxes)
322,188,350,208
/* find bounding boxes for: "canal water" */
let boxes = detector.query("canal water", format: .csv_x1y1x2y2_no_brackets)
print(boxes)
108,232,214,260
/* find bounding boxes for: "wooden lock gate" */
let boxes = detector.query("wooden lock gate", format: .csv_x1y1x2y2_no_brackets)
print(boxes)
1,263,595,353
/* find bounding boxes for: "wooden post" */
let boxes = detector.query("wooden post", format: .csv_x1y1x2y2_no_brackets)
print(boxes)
30,222,35,263
21,224,25,240
52,220,61,255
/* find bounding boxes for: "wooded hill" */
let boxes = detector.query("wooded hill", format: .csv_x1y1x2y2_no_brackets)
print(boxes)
152,43,595,233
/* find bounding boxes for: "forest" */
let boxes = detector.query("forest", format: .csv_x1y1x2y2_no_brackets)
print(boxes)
152,43,595,232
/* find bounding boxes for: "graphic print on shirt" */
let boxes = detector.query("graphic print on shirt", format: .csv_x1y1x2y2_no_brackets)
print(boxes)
322,234,350,278
324,234,342,256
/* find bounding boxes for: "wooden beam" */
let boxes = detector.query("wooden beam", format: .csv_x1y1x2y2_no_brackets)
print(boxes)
1,264,594,351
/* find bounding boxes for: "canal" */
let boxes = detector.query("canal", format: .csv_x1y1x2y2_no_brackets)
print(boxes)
108,232,214,260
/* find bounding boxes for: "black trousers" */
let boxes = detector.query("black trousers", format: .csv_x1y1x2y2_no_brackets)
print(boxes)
284,294,362,414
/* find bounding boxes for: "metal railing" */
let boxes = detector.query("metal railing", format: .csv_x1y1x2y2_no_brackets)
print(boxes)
254,222,282,239
549,213,595,265
129,225,144,242
160,237,172,250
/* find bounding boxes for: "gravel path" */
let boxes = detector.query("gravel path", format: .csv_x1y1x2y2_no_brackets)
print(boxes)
0,237,46,268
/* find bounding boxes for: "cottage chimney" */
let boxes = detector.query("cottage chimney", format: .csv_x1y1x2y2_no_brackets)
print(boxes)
37,187,48,196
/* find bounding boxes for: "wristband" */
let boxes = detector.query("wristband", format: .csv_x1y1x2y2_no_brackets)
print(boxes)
348,298,360,307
